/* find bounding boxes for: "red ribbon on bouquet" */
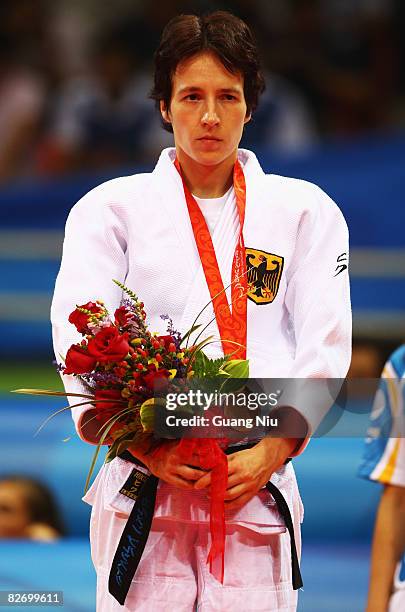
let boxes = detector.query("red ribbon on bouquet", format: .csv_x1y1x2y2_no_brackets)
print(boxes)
176,437,229,583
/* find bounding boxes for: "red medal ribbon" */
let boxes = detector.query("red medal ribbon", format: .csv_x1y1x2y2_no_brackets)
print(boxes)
174,157,247,359
174,157,249,583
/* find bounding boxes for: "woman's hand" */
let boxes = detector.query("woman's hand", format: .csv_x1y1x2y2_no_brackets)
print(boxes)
194,437,298,510
128,440,207,489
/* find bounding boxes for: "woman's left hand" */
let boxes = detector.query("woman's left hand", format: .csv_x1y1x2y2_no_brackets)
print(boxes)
194,437,298,511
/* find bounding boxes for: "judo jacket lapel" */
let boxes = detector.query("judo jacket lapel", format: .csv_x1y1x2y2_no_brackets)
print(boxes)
152,148,265,357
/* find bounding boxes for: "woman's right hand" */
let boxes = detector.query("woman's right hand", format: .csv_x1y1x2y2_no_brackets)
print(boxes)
128,440,208,489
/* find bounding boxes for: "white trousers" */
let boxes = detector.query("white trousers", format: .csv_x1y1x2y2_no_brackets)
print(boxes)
86,470,302,611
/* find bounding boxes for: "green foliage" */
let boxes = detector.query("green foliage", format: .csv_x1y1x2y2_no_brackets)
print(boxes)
219,359,249,379
113,279,141,303
139,399,155,432
192,351,228,377
106,433,136,463
179,323,203,347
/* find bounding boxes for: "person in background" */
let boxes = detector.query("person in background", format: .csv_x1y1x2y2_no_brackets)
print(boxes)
0,33,45,182
348,341,383,379
0,475,65,541
41,28,161,175
359,345,405,611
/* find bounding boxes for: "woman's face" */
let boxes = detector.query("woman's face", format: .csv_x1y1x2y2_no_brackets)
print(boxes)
0,481,31,538
161,51,251,169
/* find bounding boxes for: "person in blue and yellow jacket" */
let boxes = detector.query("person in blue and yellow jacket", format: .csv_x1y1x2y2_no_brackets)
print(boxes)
359,345,405,612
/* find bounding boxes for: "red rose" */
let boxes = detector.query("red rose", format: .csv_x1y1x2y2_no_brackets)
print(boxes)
114,306,134,327
143,367,170,391
87,326,130,363
94,388,125,421
69,301,103,333
64,344,97,374
94,388,123,409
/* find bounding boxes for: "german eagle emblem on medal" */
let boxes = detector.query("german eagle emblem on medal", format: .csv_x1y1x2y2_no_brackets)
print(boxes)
246,248,284,304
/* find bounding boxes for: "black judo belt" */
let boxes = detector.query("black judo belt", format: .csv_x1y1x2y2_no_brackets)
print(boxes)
108,445,303,605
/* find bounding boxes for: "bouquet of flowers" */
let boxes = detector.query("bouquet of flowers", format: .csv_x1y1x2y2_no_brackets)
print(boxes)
15,280,248,481
14,280,249,583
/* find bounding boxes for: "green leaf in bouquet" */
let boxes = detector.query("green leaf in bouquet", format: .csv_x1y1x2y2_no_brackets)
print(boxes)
84,404,140,492
139,399,155,432
12,389,94,399
185,335,216,374
85,432,108,494
139,398,166,432
205,356,229,377
95,405,137,439
186,338,247,377
131,430,157,453
105,430,156,465
192,351,210,377
85,410,129,493
217,358,249,394
105,433,135,463
191,315,216,347
218,358,249,379
193,352,229,378
33,400,98,437
116,436,136,456
104,427,140,463
105,438,120,463
179,323,203,347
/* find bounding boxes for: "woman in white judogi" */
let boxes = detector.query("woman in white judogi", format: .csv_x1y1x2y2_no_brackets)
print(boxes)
51,11,351,611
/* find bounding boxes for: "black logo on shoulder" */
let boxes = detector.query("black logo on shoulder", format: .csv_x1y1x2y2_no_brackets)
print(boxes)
334,252,348,277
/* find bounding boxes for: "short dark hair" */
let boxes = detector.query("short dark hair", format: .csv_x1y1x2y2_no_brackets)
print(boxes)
150,11,265,133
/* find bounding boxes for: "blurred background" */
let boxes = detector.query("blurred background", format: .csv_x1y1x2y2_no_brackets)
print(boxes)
0,1,404,611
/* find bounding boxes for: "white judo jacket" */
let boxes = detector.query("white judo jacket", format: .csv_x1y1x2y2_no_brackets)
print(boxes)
51,147,351,530
52,146,351,434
